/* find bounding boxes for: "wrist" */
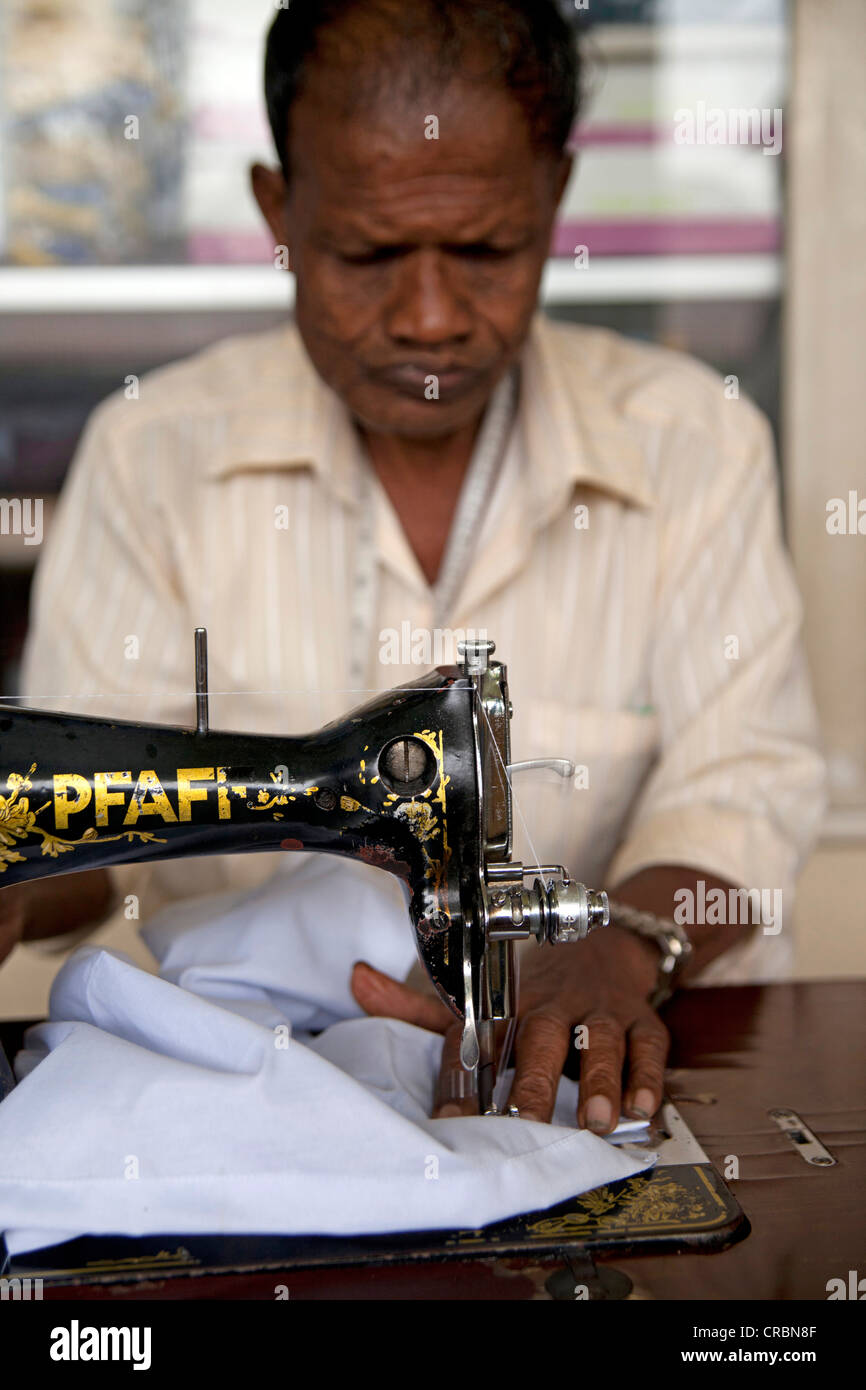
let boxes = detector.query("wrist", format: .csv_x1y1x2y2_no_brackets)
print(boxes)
606,897,694,1006
596,922,660,997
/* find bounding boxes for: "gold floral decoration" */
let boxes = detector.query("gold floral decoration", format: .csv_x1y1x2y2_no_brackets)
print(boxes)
0,764,165,874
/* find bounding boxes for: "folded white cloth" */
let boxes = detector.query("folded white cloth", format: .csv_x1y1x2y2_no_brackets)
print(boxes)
0,857,655,1255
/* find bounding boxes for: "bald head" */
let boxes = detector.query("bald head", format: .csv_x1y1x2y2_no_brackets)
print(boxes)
264,0,580,182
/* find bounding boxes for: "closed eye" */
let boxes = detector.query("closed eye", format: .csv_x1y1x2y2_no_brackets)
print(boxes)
337,242,522,265
450,242,518,260
338,246,410,266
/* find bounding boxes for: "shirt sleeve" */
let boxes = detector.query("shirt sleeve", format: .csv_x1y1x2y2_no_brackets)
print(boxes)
18,387,316,930
605,400,827,982
19,393,194,927
21,394,191,722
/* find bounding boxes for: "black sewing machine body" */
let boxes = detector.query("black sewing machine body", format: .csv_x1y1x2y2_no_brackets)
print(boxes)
0,638,607,1112
0,667,476,1015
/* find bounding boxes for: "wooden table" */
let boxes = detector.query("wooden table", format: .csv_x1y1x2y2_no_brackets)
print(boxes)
9,980,865,1301
594,979,866,1301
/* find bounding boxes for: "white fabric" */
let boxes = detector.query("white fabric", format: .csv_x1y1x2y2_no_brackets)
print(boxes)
0,858,654,1256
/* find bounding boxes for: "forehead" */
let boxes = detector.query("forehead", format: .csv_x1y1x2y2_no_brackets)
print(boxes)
286,64,548,227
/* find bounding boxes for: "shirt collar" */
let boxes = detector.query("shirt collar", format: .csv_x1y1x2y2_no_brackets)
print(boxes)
205,322,360,507
205,313,653,514
519,313,653,517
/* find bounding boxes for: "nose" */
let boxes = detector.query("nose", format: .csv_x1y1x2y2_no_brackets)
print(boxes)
384,248,473,347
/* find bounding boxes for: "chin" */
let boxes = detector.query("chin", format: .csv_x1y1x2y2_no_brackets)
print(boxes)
349,386,487,440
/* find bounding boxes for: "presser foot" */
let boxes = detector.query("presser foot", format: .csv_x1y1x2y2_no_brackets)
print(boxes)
477,1018,520,1116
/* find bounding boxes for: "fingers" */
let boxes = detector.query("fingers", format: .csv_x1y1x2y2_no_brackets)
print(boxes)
577,1011,669,1134
433,1023,479,1118
622,1014,669,1120
350,960,454,1034
576,1013,627,1135
351,964,669,1131
507,1012,571,1123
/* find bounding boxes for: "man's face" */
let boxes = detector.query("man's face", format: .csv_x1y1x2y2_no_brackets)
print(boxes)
253,62,571,440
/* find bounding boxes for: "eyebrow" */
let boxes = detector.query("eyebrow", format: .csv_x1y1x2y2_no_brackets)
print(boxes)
317,220,537,250
311,194,539,244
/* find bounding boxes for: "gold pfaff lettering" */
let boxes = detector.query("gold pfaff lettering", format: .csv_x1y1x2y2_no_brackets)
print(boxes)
123,771,178,825
53,774,92,829
177,767,213,821
93,771,132,826
52,767,235,828
216,767,244,820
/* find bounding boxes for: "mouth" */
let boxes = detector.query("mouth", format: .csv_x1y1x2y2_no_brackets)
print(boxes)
371,362,482,398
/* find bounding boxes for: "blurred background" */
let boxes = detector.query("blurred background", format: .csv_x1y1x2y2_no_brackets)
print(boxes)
0,0,863,1008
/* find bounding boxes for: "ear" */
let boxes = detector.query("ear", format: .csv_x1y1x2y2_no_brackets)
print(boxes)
250,162,291,262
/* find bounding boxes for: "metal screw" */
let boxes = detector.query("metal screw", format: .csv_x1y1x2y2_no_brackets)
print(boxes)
382,739,428,786
314,788,337,812
458,639,496,675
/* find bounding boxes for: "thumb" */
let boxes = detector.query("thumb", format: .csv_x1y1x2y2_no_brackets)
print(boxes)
351,960,454,1034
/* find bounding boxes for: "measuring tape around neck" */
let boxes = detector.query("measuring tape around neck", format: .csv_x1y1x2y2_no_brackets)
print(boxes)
348,367,519,692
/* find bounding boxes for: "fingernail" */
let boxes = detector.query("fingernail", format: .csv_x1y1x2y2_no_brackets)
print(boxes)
633,1088,655,1118
585,1096,612,1132
437,1103,462,1118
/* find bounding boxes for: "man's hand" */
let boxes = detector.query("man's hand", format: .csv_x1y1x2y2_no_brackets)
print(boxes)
350,924,664,1132
351,866,748,1128
0,887,27,968
0,869,114,968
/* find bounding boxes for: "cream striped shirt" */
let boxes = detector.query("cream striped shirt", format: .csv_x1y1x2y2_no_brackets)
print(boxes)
20,313,826,982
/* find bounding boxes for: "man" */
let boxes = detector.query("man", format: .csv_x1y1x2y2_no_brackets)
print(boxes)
1,1,825,1132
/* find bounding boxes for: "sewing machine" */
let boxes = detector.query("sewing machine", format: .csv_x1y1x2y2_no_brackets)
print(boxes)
1,633,753,1290
0,634,608,1116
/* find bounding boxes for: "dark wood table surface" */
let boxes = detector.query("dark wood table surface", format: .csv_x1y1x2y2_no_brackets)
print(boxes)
10,979,865,1301
593,978,866,1301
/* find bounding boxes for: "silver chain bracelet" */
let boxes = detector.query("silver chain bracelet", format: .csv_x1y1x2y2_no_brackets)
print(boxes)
607,898,694,1008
